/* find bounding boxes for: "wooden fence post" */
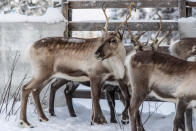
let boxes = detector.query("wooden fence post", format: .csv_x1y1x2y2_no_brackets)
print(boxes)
62,0,72,38
186,7,192,17
179,0,186,17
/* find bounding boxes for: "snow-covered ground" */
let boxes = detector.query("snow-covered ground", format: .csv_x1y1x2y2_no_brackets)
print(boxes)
0,99,192,131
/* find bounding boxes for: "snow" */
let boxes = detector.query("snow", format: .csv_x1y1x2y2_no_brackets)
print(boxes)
178,17,196,38
0,100,192,131
187,0,196,2
0,7,66,23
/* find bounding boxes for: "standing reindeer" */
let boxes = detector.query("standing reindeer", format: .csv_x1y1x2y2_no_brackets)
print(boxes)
170,38,196,131
125,13,196,131
48,45,133,124
19,3,135,127
127,50,196,131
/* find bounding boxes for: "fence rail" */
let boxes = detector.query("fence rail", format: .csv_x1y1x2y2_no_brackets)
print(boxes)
72,90,163,102
69,20,178,31
67,0,178,9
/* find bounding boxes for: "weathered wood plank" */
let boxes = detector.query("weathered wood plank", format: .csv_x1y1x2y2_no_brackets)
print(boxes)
68,0,178,9
72,90,163,102
69,20,178,31
179,0,186,17
186,1,196,7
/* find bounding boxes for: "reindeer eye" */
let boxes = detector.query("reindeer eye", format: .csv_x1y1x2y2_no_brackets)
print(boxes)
110,39,116,43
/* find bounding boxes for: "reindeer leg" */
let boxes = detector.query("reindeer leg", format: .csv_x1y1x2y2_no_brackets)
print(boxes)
118,79,130,124
136,111,145,131
185,108,193,131
173,99,189,131
19,80,33,128
20,74,51,128
32,77,52,122
64,82,78,117
173,99,190,131
129,81,148,131
90,76,107,124
118,88,129,125
105,86,117,123
129,94,146,131
49,78,67,116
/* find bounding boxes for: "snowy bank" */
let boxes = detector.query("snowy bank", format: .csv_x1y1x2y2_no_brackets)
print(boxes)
178,17,196,38
0,101,192,131
0,7,66,23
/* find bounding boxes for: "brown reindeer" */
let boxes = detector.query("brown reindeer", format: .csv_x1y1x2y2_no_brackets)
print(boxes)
170,38,196,131
48,45,133,124
125,15,196,131
19,3,135,127
127,50,196,131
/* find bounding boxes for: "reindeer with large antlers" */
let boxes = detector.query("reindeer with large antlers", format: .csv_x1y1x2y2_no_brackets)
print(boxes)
19,3,135,127
170,38,196,131
125,12,196,131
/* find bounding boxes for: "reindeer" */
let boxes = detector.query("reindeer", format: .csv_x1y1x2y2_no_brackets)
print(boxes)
127,50,196,131
19,3,135,127
170,38,196,131
48,45,133,124
125,12,196,131
170,38,196,60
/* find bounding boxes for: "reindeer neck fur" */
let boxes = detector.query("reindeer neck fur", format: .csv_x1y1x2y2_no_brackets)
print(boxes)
129,50,196,103
102,50,126,80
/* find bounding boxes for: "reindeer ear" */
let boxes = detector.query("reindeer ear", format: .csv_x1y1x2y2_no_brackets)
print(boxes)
117,30,124,40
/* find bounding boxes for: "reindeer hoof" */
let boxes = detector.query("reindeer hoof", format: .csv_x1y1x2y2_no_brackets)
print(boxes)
49,112,56,116
137,126,145,131
110,119,117,123
19,120,34,128
39,117,49,122
70,113,76,117
92,115,107,124
121,119,129,125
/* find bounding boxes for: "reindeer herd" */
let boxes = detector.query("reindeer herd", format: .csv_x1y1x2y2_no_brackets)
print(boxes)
17,2,196,131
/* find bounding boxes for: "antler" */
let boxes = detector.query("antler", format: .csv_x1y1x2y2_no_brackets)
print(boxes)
114,2,135,33
126,12,170,52
126,24,146,51
155,30,171,50
102,3,109,33
150,12,171,51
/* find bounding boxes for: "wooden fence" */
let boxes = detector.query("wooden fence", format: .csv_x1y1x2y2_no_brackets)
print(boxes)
59,0,195,100
61,0,195,37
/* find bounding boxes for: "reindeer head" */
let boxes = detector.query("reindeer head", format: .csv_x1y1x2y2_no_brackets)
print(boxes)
95,32,124,60
95,2,135,60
